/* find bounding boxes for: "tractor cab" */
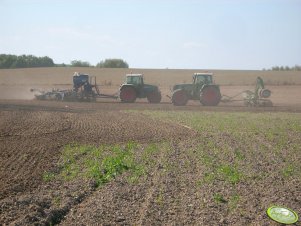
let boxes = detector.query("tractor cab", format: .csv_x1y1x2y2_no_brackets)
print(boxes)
191,73,214,97
125,74,144,85
193,73,213,85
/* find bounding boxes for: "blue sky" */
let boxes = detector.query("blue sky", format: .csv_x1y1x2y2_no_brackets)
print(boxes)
0,0,300,69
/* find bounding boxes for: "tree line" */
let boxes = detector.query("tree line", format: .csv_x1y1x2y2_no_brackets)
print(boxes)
263,65,301,71
71,59,129,68
0,54,54,69
0,54,129,69
2,54,298,71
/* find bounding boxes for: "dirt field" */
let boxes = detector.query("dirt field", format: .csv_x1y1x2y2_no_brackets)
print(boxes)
0,68,300,225
0,100,300,225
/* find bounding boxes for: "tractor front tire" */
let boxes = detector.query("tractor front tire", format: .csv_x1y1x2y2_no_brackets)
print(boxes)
172,89,188,106
147,91,162,103
200,86,221,106
120,86,137,103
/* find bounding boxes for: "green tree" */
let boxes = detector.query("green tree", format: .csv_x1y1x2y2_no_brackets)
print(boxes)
11,55,27,68
39,56,54,67
0,54,17,69
96,59,129,68
272,66,280,71
71,60,91,67
0,54,54,68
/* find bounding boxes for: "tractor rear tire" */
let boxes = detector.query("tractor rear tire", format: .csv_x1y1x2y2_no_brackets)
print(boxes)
172,89,188,106
147,91,162,103
120,86,137,103
200,86,221,106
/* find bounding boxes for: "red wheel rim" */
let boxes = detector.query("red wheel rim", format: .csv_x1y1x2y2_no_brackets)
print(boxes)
121,87,136,102
201,87,220,105
172,90,187,105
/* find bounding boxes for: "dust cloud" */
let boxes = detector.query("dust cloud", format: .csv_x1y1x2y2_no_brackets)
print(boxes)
0,85,36,100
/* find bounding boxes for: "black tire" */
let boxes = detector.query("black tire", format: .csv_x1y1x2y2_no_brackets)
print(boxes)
147,91,162,103
200,86,221,106
172,89,188,106
120,86,137,103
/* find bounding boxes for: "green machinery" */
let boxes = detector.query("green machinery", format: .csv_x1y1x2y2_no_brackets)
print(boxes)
171,73,272,107
171,72,221,106
32,73,161,103
221,76,272,106
119,74,161,103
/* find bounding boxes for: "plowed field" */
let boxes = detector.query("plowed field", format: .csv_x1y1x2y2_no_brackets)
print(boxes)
0,101,195,198
0,100,300,225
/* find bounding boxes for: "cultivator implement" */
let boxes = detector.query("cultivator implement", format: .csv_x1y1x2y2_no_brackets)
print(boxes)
221,90,273,107
221,77,272,107
30,88,67,101
31,72,118,102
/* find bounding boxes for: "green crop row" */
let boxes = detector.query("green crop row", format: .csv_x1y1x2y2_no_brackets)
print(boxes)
43,142,161,187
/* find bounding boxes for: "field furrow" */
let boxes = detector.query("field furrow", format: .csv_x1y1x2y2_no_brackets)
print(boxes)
0,100,300,225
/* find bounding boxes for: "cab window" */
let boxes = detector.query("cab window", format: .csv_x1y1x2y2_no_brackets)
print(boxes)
196,75,212,84
126,76,142,84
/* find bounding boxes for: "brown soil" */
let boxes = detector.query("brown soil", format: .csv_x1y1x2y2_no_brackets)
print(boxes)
0,101,195,199
0,100,300,225
0,100,196,225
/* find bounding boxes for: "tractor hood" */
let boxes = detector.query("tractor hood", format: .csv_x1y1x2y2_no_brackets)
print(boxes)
143,84,160,92
173,84,193,91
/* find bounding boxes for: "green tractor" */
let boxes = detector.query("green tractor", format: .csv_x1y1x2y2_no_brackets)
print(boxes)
119,74,162,103
171,72,221,106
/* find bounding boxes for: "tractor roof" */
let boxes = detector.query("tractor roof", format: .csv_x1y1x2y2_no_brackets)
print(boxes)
194,72,213,76
73,72,89,76
126,74,143,77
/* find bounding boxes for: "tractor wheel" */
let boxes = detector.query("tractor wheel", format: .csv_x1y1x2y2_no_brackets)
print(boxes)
259,89,271,98
120,86,137,103
147,91,161,103
172,89,188,106
200,86,221,106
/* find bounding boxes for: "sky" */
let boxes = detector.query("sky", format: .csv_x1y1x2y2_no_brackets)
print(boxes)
0,0,300,70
